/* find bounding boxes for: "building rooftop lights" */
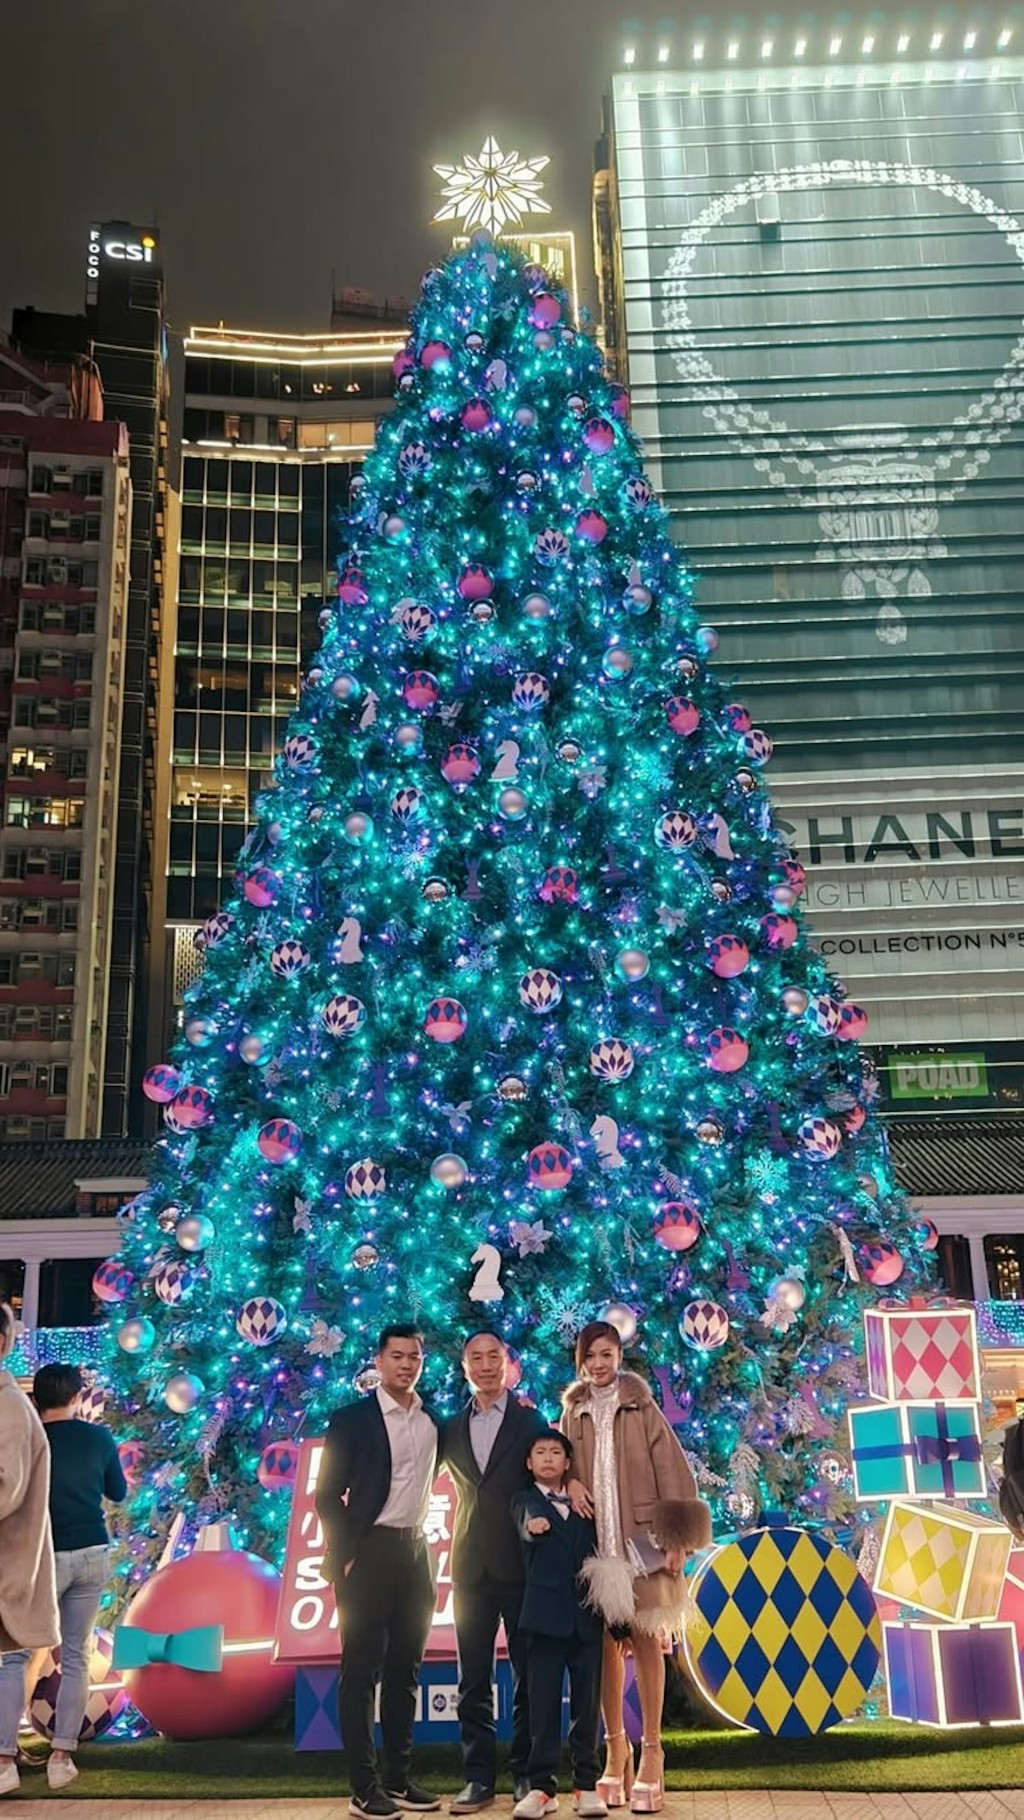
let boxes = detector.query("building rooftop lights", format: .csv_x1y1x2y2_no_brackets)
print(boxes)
829,35,842,55
794,36,807,55
998,27,1012,46
727,40,739,58
657,43,669,62
963,28,977,48
761,38,773,57
623,45,636,65
862,33,875,52
897,32,910,51
929,31,943,50
692,40,704,59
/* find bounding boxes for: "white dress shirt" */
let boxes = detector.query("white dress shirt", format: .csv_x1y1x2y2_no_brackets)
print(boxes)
541,1485,572,1520
469,1388,508,1473
375,1386,437,1530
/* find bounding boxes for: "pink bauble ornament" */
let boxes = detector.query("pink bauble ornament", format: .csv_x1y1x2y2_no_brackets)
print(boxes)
244,866,279,908
837,1003,869,1041
403,670,440,711
582,416,615,454
460,398,492,432
706,935,750,979
392,348,414,382
654,1199,702,1252
118,1441,145,1485
844,1103,868,1135
117,1549,293,1741
860,1241,906,1287
666,696,701,737
257,1118,302,1164
780,858,807,896
915,1218,940,1251
760,912,798,950
608,384,631,421
92,1260,135,1305
143,1063,180,1104
257,1440,300,1491
576,509,608,544
528,1142,573,1191
419,339,452,370
529,293,561,329
424,997,468,1043
722,703,752,733
706,1026,749,1072
441,743,481,788
538,864,579,904
336,566,368,607
169,1085,214,1130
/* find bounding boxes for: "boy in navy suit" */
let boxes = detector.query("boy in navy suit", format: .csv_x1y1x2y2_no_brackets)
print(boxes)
510,1432,607,1820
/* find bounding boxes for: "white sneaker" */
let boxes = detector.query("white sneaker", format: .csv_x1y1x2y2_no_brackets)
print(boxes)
513,1795,558,1820
0,1761,19,1797
47,1755,79,1790
574,1796,608,1818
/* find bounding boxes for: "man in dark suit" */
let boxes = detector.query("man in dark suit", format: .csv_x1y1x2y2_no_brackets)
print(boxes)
443,1330,548,1813
316,1324,441,1820
511,1432,605,1820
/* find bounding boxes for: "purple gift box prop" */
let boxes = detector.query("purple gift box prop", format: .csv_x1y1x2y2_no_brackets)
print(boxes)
296,1660,517,1750
848,1400,984,1503
884,1621,1024,1728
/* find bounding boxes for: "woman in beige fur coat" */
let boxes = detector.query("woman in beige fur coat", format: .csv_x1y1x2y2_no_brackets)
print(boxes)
0,1302,59,1796
561,1320,711,1815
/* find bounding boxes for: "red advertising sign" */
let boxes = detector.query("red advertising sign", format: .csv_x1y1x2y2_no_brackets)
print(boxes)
273,1437,460,1664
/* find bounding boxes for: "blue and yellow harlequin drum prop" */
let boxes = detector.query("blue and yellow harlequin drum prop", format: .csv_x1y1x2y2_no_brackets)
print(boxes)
683,1526,881,1736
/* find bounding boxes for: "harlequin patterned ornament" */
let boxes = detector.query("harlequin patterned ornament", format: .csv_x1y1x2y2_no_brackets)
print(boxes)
321,994,366,1038
535,527,570,565
583,416,614,454
512,672,550,711
257,1118,302,1164
270,939,311,979
236,1296,287,1347
519,968,563,1013
680,1300,730,1350
92,1260,135,1305
808,995,843,1036
29,1629,129,1744
258,1440,300,1491
119,1440,145,1484
283,733,318,772
420,339,452,369
461,397,492,432
875,1500,1010,1623
398,441,431,477
337,565,368,606
528,1142,574,1191
609,384,631,421
424,997,468,1043
666,696,701,737
780,858,807,896
626,475,654,509
837,1003,869,1041
761,912,798,950
345,1158,386,1199
168,1085,214,1130
798,1116,843,1159
706,1027,749,1073
653,1200,702,1252
152,1258,192,1306
589,1039,635,1081
684,1526,881,1735
403,670,440,711
706,935,749,978
538,865,579,904
576,509,608,544
743,728,774,765
915,1217,940,1251
399,601,435,642
441,743,481,789
860,1240,905,1287
143,1064,180,1103
391,785,425,825
458,563,493,600
529,292,561,329
655,810,698,851
202,911,235,947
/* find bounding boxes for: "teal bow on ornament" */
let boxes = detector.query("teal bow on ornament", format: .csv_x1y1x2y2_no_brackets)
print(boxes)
112,1622,224,1673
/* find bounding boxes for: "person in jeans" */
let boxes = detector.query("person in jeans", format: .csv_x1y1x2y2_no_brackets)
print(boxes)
32,1363,126,1790
0,1303,59,1799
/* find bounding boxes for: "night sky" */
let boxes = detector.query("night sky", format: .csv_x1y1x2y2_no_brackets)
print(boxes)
0,0,719,336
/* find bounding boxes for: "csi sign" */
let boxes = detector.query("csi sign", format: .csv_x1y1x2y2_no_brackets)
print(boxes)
87,225,158,300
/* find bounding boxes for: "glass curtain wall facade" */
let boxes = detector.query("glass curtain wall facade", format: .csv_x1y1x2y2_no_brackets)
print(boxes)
164,327,402,1024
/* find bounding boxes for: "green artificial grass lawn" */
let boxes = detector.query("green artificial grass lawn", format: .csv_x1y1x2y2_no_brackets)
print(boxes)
14,1723,1024,1798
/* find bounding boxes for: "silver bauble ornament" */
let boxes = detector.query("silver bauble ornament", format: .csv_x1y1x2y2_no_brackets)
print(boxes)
117,1316,155,1354
600,1301,638,1345
394,723,422,754
498,787,527,820
602,648,634,679
710,879,733,903
332,674,360,702
677,656,700,680
471,600,494,624
185,1017,217,1048
383,514,407,540
175,1213,216,1252
497,1075,528,1102
557,740,582,763
164,1371,204,1414
343,812,373,845
352,1243,380,1271
735,769,758,793
696,1116,725,1146
782,987,809,1016
355,1365,382,1393
523,592,552,621
239,1033,267,1064
156,1203,181,1234
615,947,650,982
421,877,449,903
430,1153,469,1188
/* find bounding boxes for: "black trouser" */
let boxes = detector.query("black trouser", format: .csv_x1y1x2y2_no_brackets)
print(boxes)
524,1631,602,1796
454,1574,530,1785
336,1527,436,1798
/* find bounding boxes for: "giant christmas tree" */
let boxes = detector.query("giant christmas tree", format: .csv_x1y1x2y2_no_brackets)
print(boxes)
102,235,931,1586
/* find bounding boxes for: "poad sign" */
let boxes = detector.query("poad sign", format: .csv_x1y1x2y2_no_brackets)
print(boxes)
273,1436,460,1664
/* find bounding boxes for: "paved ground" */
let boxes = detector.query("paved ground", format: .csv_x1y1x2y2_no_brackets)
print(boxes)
15,1796,1024,1818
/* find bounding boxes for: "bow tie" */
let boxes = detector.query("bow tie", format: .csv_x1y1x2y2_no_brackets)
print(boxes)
548,1492,571,1506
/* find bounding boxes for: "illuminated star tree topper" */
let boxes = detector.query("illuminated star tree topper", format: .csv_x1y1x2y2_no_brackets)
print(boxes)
433,135,551,236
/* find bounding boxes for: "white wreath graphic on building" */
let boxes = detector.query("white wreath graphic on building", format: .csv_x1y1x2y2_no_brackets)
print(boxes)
662,160,1024,642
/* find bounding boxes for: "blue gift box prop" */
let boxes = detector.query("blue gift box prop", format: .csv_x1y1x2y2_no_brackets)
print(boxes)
848,1400,984,1503
296,1658,517,1750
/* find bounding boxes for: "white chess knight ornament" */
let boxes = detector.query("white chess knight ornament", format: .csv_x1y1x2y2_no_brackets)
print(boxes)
662,159,1024,645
